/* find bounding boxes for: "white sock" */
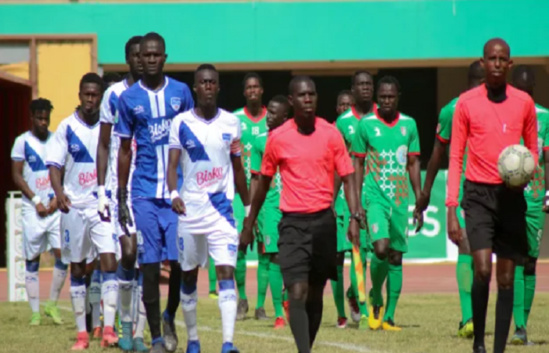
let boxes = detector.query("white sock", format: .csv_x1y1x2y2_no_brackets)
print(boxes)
181,285,199,341
117,265,134,323
102,272,119,328
49,259,68,303
89,271,101,329
218,280,237,343
70,277,87,332
134,283,146,339
25,265,40,313
131,278,139,327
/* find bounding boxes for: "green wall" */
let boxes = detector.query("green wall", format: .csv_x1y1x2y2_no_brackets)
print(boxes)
1,1,548,64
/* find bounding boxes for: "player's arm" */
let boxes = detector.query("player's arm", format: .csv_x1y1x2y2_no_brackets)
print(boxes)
231,133,250,208
168,118,185,215
523,101,539,165
97,91,114,220
114,95,134,229
350,120,368,220
408,154,423,232
11,159,49,217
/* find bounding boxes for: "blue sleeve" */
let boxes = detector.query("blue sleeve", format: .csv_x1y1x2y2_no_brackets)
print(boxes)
114,94,134,139
181,84,194,112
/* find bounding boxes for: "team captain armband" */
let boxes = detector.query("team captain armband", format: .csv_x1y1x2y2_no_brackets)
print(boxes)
230,138,241,157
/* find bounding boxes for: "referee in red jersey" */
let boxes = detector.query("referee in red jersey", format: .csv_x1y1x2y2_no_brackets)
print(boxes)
240,76,361,353
446,38,538,353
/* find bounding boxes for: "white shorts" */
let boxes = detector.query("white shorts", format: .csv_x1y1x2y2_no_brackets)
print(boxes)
109,195,137,238
61,206,117,263
22,207,61,261
178,220,239,272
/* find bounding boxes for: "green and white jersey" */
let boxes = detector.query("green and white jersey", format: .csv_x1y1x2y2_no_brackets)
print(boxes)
524,104,549,203
233,106,268,186
351,111,420,208
250,132,281,211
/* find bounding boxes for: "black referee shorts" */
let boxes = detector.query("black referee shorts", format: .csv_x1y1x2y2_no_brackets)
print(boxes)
461,180,528,259
278,208,337,287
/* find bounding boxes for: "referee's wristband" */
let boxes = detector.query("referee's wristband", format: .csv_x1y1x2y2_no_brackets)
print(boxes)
170,190,180,201
245,205,251,217
32,195,42,206
97,185,106,198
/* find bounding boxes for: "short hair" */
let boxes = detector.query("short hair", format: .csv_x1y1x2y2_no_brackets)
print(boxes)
376,75,401,93
195,63,217,74
125,35,143,58
140,32,165,51
468,60,484,80
483,38,510,57
351,70,373,85
512,65,535,87
102,72,122,85
243,72,263,88
288,75,315,95
270,94,289,107
79,72,105,92
30,98,53,113
338,89,353,99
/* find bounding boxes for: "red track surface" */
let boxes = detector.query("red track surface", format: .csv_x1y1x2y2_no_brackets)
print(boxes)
2,263,549,302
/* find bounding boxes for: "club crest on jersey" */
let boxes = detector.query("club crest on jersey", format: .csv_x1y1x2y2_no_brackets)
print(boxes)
70,144,80,153
170,97,181,111
228,244,237,257
396,145,408,166
371,223,379,234
133,105,145,115
401,126,407,136
222,133,232,142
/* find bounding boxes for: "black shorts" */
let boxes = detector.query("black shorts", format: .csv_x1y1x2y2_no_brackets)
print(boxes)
278,208,337,287
461,180,528,259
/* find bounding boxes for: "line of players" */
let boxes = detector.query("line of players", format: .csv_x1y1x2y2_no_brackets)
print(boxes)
11,31,547,353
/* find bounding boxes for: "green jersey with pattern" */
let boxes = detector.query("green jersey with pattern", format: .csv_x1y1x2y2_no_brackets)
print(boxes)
233,107,268,186
351,112,420,208
524,104,549,203
250,132,282,211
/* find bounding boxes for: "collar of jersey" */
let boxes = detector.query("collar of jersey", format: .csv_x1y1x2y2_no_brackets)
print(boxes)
73,111,99,129
138,76,169,94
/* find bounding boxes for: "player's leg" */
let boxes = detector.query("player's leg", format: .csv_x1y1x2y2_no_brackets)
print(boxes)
511,256,527,344
255,243,271,320
208,256,218,299
269,253,285,328
44,211,68,324
234,195,248,320
522,210,543,329
456,229,474,338
330,251,347,328
22,209,45,325
382,249,403,331
133,269,149,352
88,258,102,338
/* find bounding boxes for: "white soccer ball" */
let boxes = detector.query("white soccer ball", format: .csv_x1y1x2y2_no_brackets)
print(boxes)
497,144,535,187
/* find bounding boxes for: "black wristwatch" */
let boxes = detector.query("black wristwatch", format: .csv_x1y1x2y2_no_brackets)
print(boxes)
349,212,362,222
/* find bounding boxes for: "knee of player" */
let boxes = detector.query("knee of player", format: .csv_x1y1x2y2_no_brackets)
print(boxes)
120,250,137,269
182,270,199,287
388,250,403,266
216,265,234,280
54,257,69,271
288,282,309,301
474,266,492,282
495,269,514,288
373,245,389,260
71,263,87,279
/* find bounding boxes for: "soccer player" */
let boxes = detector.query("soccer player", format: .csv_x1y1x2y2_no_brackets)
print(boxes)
446,38,538,353
115,32,194,353
241,76,361,353
167,63,249,353
46,73,119,350
96,35,148,351
103,72,122,87
334,71,377,327
336,90,354,116
249,95,291,329
232,72,268,320
352,75,423,332
509,65,549,345
416,60,484,338
11,98,67,326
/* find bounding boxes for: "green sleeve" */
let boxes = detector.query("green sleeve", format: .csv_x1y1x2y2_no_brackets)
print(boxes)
250,135,262,173
437,104,453,142
543,113,549,149
409,121,421,154
350,119,368,156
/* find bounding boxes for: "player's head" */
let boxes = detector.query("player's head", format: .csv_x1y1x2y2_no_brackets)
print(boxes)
467,60,484,89
243,72,263,105
336,89,354,115
288,76,317,120
376,75,400,119
78,72,104,116
194,64,219,107
267,95,290,131
102,72,122,87
481,38,512,88
140,32,167,77
125,35,143,78
351,71,374,104
512,65,535,97
29,98,53,137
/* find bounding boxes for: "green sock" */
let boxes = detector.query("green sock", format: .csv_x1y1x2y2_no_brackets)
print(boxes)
524,273,536,326
208,256,217,293
256,253,270,309
383,263,402,322
330,265,346,318
370,254,388,306
513,265,525,329
456,254,473,323
269,262,284,318
236,250,247,300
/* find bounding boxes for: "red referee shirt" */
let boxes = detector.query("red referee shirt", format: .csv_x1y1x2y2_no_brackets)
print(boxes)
446,84,538,207
261,118,354,213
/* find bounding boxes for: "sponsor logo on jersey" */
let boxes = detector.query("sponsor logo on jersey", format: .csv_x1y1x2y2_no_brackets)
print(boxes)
133,105,145,115
78,169,97,187
148,119,171,143
170,97,181,111
35,175,51,190
222,133,232,142
196,167,224,188
70,144,80,153
28,155,37,163
185,139,196,149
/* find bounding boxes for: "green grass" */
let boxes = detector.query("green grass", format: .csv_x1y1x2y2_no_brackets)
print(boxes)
2,294,549,353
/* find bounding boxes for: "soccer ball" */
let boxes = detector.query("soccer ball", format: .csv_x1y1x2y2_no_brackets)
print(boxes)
497,144,535,187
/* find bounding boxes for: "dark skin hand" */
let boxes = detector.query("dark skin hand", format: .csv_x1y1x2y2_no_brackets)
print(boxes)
408,154,424,232
49,166,71,213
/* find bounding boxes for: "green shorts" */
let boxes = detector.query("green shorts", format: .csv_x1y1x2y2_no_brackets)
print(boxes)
525,203,544,258
258,206,281,254
233,193,245,233
366,202,408,253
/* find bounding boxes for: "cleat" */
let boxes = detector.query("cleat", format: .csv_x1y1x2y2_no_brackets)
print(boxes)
209,291,219,300
92,327,102,339
236,299,248,321
221,342,239,353
71,331,89,350
457,319,474,339
274,317,285,329
186,340,201,353
336,317,347,329
29,312,41,326
358,314,369,330
510,327,527,345
162,311,178,353
133,337,149,352
473,346,487,353
255,307,269,320
101,326,119,347
45,302,64,325
150,340,166,353
347,295,361,323
368,305,383,330
382,318,402,331
118,321,133,351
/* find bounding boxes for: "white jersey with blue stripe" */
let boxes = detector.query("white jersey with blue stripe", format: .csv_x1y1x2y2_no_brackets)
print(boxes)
169,108,242,230
11,131,54,209
114,77,193,199
99,79,136,194
46,112,100,208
